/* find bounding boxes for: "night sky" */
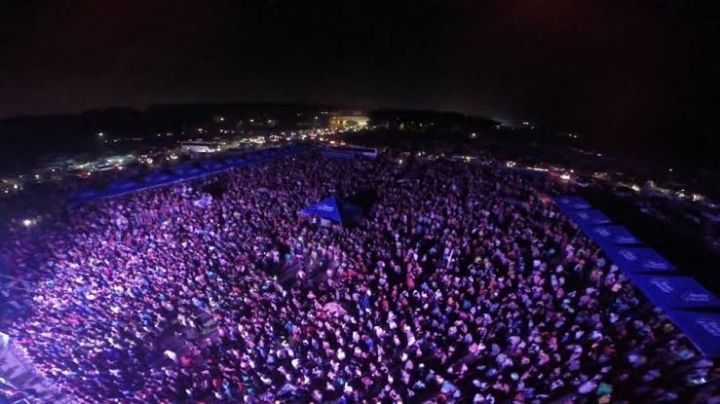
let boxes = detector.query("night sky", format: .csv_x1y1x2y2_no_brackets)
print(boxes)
1,1,719,166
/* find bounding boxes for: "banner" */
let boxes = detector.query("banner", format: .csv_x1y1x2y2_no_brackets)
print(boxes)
201,160,227,171
567,209,612,226
173,163,203,176
322,150,356,160
554,195,592,213
110,178,139,192
603,246,677,274
144,171,177,184
665,310,720,357
632,275,720,310
586,225,641,247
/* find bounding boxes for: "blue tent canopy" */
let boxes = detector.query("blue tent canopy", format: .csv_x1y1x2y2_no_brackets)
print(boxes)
586,225,641,247
302,196,363,225
665,310,720,357
567,209,612,226
632,275,720,310
603,246,677,274
554,195,592,212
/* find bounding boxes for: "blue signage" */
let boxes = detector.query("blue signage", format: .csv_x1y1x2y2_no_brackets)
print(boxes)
665,310,720,357
567,209,612,226
586,225,641,247
632,275,720,310
554,195,592,211
603,246,677,274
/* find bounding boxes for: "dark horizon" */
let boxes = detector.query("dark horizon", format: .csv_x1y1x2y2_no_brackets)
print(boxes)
2,1,720,168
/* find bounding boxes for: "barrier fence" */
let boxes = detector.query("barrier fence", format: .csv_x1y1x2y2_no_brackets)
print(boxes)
555,195,720,357
72,144,311,203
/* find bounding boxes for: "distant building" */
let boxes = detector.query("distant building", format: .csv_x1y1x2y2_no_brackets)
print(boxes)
235,117,279,135
181,140,220,153
329,112,369,130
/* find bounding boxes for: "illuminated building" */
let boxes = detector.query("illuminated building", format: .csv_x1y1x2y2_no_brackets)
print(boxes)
329,113,369,130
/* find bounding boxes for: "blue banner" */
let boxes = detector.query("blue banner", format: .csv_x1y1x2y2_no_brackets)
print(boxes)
173,163,203,176
223,156,245,166
554,195,592,212
603,246,677,274
110,179,140,192
585,225,641,247
144,171,177,184
200,160,227,171
632,275,720,310
567,209,612,226
665,310,720,357
322,150,356,160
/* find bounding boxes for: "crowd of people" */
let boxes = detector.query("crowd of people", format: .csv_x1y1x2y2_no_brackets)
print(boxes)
1,149,719,403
